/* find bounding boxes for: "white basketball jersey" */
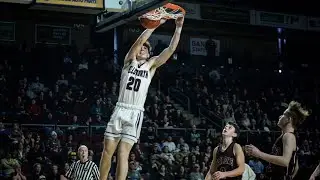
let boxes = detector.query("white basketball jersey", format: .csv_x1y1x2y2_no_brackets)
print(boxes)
117,60,155,108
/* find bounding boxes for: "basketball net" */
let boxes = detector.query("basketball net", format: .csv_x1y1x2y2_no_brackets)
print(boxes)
139,4,185,21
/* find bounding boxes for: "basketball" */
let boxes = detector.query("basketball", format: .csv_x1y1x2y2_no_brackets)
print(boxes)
139,3,185,29
140,18,161,29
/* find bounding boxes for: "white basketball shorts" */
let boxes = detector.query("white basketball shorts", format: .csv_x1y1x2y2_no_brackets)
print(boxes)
104,102,144,143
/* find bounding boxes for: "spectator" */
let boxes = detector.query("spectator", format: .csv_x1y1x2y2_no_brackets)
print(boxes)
109,156,117,176
141,126,157,146
30,76,45,93
176,137,189,152
189,125,200,144
173,110,186,127
15,142,26,163
24,131,35,148
132,144,144,162
192,146,201,156
160,146,175,164
127,161,142,180
61,163,70,176
174,166,188,180
182,156,190,173
201,155,210,170
248,157,264,177
12,164,27,180
206,125,217,139
57,74,68,87
241,113,251,130
65,134,77,150
90,99,102,116
107,86,118,104
129,153,139,165
300,139,311,156
47,164,60,180
155,164,173,180
189,163,204,180
47,131,61,151
44,113,57,125
88,150,94,161
10,123,23,144
162,136,176,152
28,163,45,180
28,99,41,117
1,151,20,178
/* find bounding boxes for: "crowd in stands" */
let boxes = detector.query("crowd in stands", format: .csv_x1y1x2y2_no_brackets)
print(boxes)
0,39,319,180
159,50,320,179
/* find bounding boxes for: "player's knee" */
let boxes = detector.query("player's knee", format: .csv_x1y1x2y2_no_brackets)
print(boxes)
117,148,130,162
117,141,133,161
102,148,113,158
102,139,118,158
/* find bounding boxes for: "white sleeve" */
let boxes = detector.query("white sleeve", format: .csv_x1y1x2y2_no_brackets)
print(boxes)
242,164,256,180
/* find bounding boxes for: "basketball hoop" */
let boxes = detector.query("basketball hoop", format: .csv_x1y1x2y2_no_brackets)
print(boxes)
139,3,186,29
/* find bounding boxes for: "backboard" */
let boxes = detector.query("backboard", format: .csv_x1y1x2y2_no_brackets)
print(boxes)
96,0,171,32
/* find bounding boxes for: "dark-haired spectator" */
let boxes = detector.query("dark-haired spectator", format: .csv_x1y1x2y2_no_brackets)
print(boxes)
127,161,142,180
10,124,23,144
47,164,60,180
141,126,157,146
189,125,200,145
174,166,188,180
189,163,204,180
28,99,41,118
27,163,46,180
155,164,173,180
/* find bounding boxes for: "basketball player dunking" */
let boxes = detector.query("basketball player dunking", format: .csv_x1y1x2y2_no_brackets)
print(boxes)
205,122,245,180
99,17,184,180
245,101,309,180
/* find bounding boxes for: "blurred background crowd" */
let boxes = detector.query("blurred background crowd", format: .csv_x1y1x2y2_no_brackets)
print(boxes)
0,1,320,180
0,40,319,180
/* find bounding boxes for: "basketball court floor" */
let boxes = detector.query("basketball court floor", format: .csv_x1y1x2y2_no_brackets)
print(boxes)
95,0,172,32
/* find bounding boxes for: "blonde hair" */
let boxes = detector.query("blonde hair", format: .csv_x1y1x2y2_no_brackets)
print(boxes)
143,41,152,53
287,101,310,128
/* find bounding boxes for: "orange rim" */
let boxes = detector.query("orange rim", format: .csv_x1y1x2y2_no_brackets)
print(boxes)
164,3,186,15
140,3,186,21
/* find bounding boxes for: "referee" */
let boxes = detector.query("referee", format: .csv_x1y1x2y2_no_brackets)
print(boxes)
61,145,100,180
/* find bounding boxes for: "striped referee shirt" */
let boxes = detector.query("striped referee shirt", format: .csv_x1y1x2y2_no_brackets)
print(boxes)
65,160,99,180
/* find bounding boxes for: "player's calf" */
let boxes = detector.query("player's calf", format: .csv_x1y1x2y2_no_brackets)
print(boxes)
116,140,135,180
99,138,119,180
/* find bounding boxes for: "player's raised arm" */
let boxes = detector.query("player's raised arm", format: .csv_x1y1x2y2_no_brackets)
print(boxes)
205,147,218,180
150,17,184,69
309,163,320,180
246,133,296,167
124,28,155,64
